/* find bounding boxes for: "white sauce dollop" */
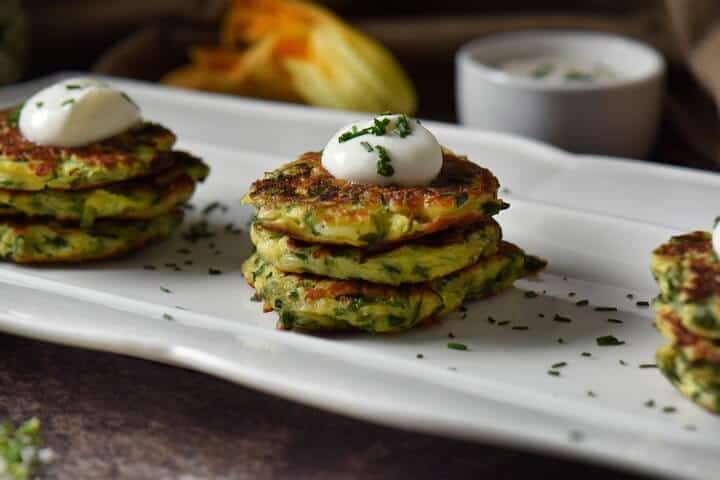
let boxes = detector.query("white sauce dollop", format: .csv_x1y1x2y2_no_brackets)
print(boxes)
19,77,140,147
713,219,720,258
321,114,443,187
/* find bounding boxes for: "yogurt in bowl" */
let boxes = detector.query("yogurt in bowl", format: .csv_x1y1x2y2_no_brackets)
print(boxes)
456,30,666,158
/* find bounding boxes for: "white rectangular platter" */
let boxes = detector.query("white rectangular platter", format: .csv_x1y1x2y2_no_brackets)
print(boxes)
1,73,719,479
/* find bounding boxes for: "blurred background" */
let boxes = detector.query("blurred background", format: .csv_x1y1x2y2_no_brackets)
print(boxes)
5,0,720,169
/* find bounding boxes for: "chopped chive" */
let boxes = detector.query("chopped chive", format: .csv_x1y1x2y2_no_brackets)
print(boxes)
581,352,591,357
587,390,596,398
538,313,545,318
512,326,529,331
416,353,424,359
360,141,374,152
523,291,538,299
662,406,677,414
619,359,627,366
607,318,623,324
636,301,650,308
551,362,567,369
626,294,635,299
548,370,560,377
447,342,468,351
497,320,509,326
395,114,412,137
487,316,496,324
61,99,75,107
596,335,624,346
163,313,173,321
65,84,83,90
568,292,576,297
575,299,589,306
553,314,572,323
639,363,657,369
143,265,156,270
35,101,44,108
208,268,222,275
447,332,455,339
375,145,394,177
644,399,655,408
594,306,618,312
557,338,565,344
160,286,172,293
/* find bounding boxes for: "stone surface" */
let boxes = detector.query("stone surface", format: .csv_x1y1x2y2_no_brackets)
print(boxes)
0,333,653,480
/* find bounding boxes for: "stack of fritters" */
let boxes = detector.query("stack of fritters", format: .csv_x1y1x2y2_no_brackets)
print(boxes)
651,231,720,412
242,149,545,333
0,107,208,263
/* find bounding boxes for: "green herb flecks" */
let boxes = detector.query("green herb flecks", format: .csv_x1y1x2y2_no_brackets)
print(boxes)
575,299,589,307
594,306,618,312
0,417,51,479
587,390,597,398
553,314,572,323
395,114,412,137
360,141,374,152
163,313,174,321
35,102,43,109
548,370,560,377
338,116,391,143
551,362,567,369
581,352,591,357
662,406,677,414
61,99,75,107
636,301,650,308
8,103,24,127
619,359,628,366
639,363,657,369
565,70,594,82
208,268,223,275
530,63,554,78
644,399,655,408
447,342,468,351
497,320,510,326
375,145,394,177
596,335,625,346
65,84,83,90
160,286,172,294
512,326,529,331
607,318,623,324
416,353,424,359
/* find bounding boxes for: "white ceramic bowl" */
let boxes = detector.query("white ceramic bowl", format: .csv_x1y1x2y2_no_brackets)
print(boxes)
456,30,665,158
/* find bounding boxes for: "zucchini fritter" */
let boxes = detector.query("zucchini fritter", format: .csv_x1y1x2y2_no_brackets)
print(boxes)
657,343,720,414
243,242,542,333
651,231,720,338
0,108,176,190
251,219,500,285
242,148,505,247
0,151,208,226
0,211,181,263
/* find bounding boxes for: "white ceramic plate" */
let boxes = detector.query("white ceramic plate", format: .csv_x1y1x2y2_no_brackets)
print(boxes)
1,74,719,480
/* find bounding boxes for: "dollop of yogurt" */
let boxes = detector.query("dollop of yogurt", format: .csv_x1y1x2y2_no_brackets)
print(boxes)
321,114,442,186
19,77,140,147
713,218,720,258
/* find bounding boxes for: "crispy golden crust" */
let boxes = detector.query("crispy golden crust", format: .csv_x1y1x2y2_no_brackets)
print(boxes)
0,211,182,264
242,149,504,247
652,231,719,302
0,107,177,190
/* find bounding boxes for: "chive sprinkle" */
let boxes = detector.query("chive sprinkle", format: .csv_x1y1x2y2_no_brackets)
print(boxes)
395,114,412,137
596,335,625,346
375,145,394,177
548,370,560,377
662,406,677,414
553,314,572,323
208,268,223,275
416,353,424,359
487,316,496,324
619,359,628,366
448,332,455,339
143,265,156,270
607,318,623,324
524,291,539,299
538,313,545,318
512,326,529,330
551,362,567,368
639,363,658,369
160,286,172,293
587,390,596,398
644,399,655,408
360,141,374,152
163,313,173,321
575,299,589,307
568,292,576,297
35,101,44,108
447,342,468,351
61,99,75,107
497,320,510,326
581,352,591,357
557,338,565,344
65,84,83,90
636,301,650,308
594,306,618,312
